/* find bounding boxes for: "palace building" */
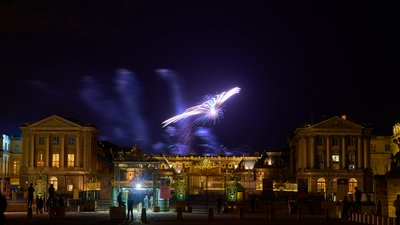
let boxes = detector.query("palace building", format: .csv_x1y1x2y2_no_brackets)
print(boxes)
288,115,375,202
18,115,112,202
2,114,400,216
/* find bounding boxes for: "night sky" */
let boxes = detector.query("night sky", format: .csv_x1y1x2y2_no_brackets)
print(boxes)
0,1,398,154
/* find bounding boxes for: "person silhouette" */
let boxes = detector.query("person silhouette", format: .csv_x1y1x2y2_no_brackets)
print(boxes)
117,192,125,207
0,191,7,224
48,184,55,204
355,187,362,213
27,183,35,208
341,196,350,221
127,191,134,220
216,195,222,214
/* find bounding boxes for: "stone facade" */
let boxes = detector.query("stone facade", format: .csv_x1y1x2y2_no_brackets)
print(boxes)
19,115,112,201
288,115,373,202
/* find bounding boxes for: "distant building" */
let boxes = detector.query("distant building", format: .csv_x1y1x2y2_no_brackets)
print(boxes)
19,115,112,201
288,115,373,202
5,113,400,214
370,135,392,175
111,146,292,209
0,134,22,198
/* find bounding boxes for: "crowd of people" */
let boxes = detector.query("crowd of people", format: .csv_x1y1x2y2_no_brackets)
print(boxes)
27,183,66,213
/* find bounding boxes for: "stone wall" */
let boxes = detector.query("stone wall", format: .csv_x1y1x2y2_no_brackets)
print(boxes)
387,175,400,217
374,175,388,216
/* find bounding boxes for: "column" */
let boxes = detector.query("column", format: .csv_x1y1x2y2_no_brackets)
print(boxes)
363,138,368,168
61,134,65,167
29,135,35,167
296,144,301,171
83,134,88,169
310,136,315,169
22,132,28,166
46,135,50,167
326,136,330,168
302,136,307,169
342,136,346,169
357,137,362,169
87,134,92,170
76,136,80,168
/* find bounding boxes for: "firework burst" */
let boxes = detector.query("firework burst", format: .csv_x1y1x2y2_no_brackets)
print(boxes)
162,87,241,128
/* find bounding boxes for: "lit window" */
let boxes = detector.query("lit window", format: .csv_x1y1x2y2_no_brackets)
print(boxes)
52,154,60,167
349,178,357,193
37,153,44,167
317,178,326,193
68,136,75,145
13,161,20,176
53,137,59,145
67,154,75,167
333,178,338,194
67,184,73,192
332,154,340,163
50,176,58,190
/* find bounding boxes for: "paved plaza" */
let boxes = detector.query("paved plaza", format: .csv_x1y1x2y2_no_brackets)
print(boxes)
2,209,347,225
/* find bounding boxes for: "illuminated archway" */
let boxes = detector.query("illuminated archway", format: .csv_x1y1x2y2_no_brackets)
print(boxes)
349,178,357,192
49,176,58,191
317,178,326,193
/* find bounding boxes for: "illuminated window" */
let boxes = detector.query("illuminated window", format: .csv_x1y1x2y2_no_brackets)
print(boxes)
332,154,340,163
68,136,75,145
67,184,73,192
67,154,75,167
49,176,58,190
37,153,44,167
317,178,326,193
52,154,60,167
39,136,45,145
349,178,357,193
13,161,20,176
53,137,59,145
333,178,338,194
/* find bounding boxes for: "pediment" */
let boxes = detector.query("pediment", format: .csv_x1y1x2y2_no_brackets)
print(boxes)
310,116,364,130
28,115,82,128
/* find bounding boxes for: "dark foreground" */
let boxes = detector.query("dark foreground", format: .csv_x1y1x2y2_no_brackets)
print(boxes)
3,210,349,225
